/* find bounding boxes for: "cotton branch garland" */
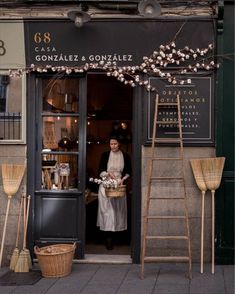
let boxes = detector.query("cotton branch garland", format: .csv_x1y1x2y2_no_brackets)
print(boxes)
9,41,219,92
104,41,218,91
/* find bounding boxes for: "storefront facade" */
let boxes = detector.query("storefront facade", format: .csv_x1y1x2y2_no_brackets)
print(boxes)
0,0,233,266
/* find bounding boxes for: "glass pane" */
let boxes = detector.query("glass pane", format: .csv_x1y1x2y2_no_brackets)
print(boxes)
42,78,79,113
40,77,80,191
0,74,23,141
42,117,79,151
41,154,78,190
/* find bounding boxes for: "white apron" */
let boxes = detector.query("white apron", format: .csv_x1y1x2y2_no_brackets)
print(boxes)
97,151,127,232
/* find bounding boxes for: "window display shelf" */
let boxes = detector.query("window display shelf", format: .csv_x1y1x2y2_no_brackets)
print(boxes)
41,151,79,155
35,189,80,195
42,112,79,117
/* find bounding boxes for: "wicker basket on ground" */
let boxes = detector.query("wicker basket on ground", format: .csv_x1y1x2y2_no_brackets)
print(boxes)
34,243,76,278
105,185,126,198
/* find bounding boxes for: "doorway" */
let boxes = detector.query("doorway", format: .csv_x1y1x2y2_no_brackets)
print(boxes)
28,72,141,262
85,73,133,256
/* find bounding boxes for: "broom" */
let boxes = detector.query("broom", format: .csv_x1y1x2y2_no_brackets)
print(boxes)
15,195,32,272
201,157,225,274
0,164,25,267
190,159,207,274
24,195,32,270
9,193,24,270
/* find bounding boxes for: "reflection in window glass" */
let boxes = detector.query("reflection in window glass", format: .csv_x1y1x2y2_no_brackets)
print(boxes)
42,78,79,113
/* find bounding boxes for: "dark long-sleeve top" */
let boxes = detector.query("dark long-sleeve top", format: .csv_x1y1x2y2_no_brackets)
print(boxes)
98,151,132,178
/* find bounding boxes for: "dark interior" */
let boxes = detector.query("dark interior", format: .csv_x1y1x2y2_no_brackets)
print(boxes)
85,73,133,255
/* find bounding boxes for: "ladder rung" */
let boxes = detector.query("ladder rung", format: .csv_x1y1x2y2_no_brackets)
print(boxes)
158,103,178,107
144,256,190,262
156,121,179,124
146,236,188,240
154,138,182,143
149,197,184,200
146,216,186,219
152,157,183,160
151,177,183,181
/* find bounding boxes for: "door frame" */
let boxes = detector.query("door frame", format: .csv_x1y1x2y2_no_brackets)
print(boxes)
27,72,142,263
131,86,142,263
215,1,234,264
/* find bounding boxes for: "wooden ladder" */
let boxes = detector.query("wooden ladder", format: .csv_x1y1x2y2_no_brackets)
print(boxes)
140,94,192,279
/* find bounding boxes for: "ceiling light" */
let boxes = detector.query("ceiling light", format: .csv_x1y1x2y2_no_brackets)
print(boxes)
138,0,161,17
67,10,91,28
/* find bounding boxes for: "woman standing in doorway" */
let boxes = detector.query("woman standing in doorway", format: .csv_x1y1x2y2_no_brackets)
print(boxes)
97,136,131,250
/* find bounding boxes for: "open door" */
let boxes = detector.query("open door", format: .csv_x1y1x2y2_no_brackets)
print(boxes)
85,73,133,257
28,74,87,259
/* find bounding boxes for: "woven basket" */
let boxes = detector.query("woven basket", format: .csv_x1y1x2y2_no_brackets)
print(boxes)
34,243,76,278
105,185,126,198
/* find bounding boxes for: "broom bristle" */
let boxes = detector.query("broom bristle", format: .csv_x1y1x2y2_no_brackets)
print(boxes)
24,248,32,269
14,250,29,273
201,157,225,190
9,248,20,271
190,159,207,192
2,164,25,197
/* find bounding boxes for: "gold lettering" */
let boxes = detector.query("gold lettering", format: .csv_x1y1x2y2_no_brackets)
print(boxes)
34,32,51,44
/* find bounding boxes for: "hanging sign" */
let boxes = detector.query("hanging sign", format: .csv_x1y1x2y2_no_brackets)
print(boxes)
143,76,214,146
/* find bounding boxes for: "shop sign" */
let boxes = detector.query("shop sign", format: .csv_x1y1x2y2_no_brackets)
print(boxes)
143,76,214,145
24,20,215,67
24,19,216,146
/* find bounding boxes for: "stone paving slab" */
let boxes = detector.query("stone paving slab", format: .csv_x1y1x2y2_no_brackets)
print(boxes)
153,283,190,294
223,265,234,294
117,264,158,294
0,263,233,294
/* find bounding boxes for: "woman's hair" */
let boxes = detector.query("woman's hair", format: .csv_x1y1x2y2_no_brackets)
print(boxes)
109,135,121,143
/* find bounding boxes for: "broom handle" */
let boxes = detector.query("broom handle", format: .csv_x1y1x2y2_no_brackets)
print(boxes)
0,198,11,267
200,191,205,274
15,194,24,248
212,190,215,274
23,194,26,237
23,195,31,249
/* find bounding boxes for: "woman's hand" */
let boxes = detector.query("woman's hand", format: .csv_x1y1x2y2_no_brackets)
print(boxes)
108,172,115,179
120,178,125,185
120,175,129,185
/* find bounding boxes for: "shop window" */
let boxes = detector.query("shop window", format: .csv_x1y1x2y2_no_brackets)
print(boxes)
0,72,26,143
41,77,79,191
0,75,8,112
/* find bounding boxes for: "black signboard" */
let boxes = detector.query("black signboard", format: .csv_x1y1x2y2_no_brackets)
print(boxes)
24,19,215,67
24,19,216,146
143,75,215,146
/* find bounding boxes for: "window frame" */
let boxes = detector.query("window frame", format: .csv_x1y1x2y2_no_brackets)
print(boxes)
0,71,26,144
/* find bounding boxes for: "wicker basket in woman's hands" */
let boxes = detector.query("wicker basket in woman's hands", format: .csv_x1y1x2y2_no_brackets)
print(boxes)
105,185,126,198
